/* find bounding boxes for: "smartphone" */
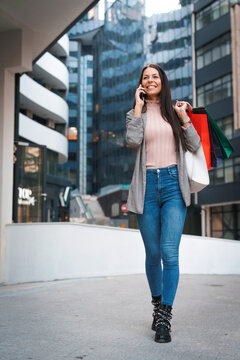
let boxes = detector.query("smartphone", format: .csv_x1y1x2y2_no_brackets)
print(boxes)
139,85,146,100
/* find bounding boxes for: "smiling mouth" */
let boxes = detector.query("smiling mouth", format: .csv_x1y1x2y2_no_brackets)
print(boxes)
147,85,157,89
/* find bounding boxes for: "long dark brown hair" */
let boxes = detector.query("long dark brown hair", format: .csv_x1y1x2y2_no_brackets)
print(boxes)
134,63,187,152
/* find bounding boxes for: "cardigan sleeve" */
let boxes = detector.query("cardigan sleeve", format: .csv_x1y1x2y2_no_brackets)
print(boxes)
181,123,201,152
126,109,144,147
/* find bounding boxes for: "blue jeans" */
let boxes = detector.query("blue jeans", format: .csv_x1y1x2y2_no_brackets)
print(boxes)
136,165,187,306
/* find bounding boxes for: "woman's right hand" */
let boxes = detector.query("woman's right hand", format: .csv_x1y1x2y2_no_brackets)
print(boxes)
135,84,146,108
134,84,146,117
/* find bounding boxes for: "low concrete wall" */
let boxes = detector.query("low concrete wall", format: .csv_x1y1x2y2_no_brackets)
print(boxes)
5,222,240,284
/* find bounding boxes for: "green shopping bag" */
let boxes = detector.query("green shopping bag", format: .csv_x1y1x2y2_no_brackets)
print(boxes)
206,109,234,159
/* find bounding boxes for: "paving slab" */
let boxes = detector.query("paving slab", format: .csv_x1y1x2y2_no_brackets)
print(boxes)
0,274,240,360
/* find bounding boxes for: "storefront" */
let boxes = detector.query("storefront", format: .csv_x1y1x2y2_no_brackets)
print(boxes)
13,143,47,222
13,142,71,223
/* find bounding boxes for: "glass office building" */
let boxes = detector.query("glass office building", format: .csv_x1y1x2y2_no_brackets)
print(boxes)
92,0,145,193
16,35,72,223
65,40,78,188
65,41,94,194
144,1,201,235
65,16,103,195
194,0,240,240
145,2,193,104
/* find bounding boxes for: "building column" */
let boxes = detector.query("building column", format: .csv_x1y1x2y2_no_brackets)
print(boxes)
0,68,15,283
205,206,211,238
0,28,33,283
201,206,206,236
231,3,240,130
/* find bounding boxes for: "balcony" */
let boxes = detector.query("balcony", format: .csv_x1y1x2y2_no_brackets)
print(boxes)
49,34,69,58
19,112,68,163
33,52,69,91
20,74,68,125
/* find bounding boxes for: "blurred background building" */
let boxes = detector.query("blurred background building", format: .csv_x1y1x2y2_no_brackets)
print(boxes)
146,1,194,104
9,0,240,238
145,0,201,235
1,0,240,291
14,34,71,223
193,0,240,240
92,0,145,191
65,6,103,195
91,0,145,227
65,6,108,225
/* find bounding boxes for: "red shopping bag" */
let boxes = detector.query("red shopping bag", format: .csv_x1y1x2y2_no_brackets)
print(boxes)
187,106,211,170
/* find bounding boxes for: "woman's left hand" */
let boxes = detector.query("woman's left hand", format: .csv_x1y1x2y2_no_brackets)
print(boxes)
174,100,192,121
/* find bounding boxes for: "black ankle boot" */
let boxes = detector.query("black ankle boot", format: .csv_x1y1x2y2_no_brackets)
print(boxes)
151,295,162,331
155,303,172,343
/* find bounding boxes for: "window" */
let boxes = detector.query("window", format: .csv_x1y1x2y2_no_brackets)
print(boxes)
197,74,232,106
67,93,78,105
211,204,240,240
234,158,240,182
196,0,230,31
68,65,78,74
217,115,233,138
209,156,240,185
196,33,230,69
68,153,77,161
87,77,93,85
66,127,78,140
69,83,78,93
87,93,92,103
87,60,93,68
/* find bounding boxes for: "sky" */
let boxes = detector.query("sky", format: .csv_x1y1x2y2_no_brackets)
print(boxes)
98,0,181,19
145,0,181,17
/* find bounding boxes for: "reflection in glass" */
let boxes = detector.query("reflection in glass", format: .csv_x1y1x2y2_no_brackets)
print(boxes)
17,146,44,223
92,0,145,192
197,74,232,106
24,147,41,173
196,0,230,31
210,203,240,240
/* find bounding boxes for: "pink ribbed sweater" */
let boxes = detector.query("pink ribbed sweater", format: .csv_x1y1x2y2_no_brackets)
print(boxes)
145,100,177,169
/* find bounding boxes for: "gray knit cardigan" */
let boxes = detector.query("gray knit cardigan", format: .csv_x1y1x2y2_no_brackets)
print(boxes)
126,109,201,214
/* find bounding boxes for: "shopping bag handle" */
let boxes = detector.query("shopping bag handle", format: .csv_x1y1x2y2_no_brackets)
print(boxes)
186,103,192,114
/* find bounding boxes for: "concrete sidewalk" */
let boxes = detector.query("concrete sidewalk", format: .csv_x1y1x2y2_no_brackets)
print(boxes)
0,274,239,360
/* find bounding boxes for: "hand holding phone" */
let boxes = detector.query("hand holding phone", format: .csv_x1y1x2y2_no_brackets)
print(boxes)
138,84,146,101
134,84,146,115
140,92,146,100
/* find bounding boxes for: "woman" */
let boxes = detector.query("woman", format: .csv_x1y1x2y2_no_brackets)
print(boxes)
126,64,201,343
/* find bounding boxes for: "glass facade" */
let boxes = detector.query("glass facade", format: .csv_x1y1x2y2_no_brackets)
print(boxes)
17,36,72,223
194,0,240,241
146,3,193,104
196,33,231,70
63,41,94,194
209,156,240,185
64,40,78,187
197,73,232,106
216,115,237,139
16,145,45,223
46,150,70,179
92,0,145,192
196,0,230,31
66,17,102,195
79,53,94,194
211,204,240,240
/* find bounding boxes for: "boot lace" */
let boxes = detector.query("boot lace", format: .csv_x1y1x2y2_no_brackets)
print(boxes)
155,307,172,331
151,299,161,319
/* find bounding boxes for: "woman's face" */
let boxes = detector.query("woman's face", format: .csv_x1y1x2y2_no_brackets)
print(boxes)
141,67,162,99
